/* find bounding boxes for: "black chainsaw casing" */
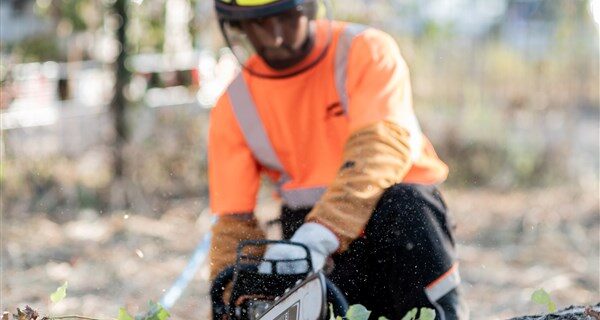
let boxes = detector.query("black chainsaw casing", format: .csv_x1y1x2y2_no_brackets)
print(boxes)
210,240,348,320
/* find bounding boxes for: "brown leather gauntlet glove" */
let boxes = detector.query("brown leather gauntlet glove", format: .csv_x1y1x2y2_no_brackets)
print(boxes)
209,214,266,280
306,121,412,252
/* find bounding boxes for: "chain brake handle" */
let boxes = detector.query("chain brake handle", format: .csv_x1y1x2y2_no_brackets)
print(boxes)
235,239,314,274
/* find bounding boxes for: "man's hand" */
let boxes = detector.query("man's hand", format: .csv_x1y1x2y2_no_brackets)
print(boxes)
209,214,266,280
258,222,339,274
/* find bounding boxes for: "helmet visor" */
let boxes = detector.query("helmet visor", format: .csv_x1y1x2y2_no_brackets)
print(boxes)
218,0,332,78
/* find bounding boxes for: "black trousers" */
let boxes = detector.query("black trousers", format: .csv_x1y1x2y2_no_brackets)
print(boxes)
281,184,468,320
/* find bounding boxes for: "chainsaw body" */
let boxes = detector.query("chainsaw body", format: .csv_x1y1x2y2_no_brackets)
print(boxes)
211,240,348,320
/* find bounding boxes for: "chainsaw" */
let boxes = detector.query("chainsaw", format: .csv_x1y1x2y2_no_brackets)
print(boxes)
211,240,349,320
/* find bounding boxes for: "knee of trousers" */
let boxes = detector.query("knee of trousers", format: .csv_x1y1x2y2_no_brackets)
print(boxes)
365,183,446,244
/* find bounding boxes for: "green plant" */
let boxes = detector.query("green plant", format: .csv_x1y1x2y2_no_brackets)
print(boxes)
118,302,169,320
2,283,170,320
531,288,557,313
330,304,435,320
50,282,68,304
400,308,436,320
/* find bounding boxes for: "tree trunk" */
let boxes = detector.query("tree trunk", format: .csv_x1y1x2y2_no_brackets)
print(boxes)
110,0,130,209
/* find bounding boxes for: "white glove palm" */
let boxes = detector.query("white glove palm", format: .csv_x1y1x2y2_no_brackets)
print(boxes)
258,222,339,274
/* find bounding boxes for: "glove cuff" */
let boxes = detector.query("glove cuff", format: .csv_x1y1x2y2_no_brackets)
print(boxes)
290,222,340,256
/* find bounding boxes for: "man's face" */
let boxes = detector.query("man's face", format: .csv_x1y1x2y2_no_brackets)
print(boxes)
240,6,314,70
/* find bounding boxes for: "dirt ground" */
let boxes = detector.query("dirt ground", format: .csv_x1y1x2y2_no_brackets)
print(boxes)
2,187,599,319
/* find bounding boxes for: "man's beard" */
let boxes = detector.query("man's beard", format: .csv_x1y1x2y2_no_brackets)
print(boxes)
258,35,314,70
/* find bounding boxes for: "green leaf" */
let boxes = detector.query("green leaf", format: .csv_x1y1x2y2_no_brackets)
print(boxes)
418,308,436,320
118,308,134,320
155,307,170,320
50,281,68,303
378,317,390,320
329,303,336,320
532,288,558,312
346,304,371,320
531,289,551,305
401,308,418,320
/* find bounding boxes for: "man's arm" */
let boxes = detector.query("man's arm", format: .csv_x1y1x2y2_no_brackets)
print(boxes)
307,28,417,252
208,93,263,278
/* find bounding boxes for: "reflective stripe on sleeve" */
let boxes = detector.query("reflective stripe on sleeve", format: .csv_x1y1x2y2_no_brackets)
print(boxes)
280,186,327,209
334,23,368,115
228,73,286,172
335,23,424,161
425,263,461,302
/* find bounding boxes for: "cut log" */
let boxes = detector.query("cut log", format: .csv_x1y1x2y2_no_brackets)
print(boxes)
509,304,600,320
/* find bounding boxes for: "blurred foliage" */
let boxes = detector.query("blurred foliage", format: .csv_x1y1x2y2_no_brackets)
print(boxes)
373,0,600,189
6,35,63,62
126,107,208,200
128,0,167,53
2,0,598,215
16,0,201,59
1,155,112,217
2,107,209,217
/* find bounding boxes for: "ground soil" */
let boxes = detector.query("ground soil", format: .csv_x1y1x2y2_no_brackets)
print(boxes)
2,187,598,319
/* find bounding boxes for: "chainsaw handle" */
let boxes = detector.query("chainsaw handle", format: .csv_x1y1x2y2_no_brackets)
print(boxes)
326,277,349,316
236,239,314,273
211,265,235,320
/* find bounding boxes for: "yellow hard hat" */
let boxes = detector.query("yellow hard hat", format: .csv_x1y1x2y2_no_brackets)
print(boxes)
215,0,312,21
218,0,279,5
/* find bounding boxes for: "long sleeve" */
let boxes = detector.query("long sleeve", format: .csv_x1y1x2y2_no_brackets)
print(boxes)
208,92,264,277
208,93,261,214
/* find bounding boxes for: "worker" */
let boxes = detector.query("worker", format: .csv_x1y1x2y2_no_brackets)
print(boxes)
208,0,468,318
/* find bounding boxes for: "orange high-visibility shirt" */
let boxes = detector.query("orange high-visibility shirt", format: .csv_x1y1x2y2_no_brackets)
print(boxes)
208,21,448,215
